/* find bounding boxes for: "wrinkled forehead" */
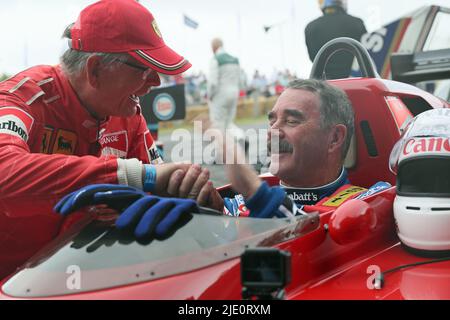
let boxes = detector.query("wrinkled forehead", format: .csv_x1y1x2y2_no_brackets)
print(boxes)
270,88,321,115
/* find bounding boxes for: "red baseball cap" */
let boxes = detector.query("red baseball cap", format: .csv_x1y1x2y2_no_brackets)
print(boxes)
70,0,191,75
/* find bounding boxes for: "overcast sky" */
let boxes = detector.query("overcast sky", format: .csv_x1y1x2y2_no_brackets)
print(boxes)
0,0,449,79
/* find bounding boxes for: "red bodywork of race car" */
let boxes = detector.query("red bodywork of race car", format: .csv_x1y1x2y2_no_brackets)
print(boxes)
1,74,449,300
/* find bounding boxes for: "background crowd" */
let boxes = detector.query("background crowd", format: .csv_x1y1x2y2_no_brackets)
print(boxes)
158,68,297,106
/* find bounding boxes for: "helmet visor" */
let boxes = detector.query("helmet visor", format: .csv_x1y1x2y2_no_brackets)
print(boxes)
397,157,450,197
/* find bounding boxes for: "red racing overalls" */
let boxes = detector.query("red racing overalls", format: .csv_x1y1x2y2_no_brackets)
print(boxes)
0,65,162,278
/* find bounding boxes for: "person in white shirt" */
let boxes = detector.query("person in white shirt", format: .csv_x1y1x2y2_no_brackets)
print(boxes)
207,38,245,148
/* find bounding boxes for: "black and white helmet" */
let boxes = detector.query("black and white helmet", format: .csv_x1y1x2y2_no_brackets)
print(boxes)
389,109,450,255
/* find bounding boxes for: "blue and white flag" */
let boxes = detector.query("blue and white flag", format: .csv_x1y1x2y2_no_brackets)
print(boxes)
183,14,199,29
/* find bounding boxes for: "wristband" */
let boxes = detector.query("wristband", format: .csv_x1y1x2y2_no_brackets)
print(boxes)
143,165,157,192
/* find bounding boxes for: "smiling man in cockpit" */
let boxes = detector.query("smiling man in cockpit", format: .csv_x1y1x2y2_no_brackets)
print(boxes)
222,78,390,218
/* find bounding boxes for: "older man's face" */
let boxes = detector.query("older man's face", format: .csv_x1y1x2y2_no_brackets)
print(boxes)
268,88,330,187
92,57,161,118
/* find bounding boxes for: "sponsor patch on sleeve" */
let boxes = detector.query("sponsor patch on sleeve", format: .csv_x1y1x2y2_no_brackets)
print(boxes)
0,107,34,142
40,126,54,153
144,131,163,164
223,194,250,217
52,129,77,155
99,130,128,158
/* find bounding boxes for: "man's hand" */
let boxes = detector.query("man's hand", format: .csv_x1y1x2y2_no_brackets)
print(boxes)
210,128,262,199
150,162,191,196
226,163,262,199
197,181,224,212
151,163,222,210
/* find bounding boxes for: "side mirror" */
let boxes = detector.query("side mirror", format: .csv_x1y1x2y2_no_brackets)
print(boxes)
328,199,377,245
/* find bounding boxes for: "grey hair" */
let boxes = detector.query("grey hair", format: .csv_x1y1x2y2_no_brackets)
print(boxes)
60,50,129,77
287,78,355,160
59,23,129,77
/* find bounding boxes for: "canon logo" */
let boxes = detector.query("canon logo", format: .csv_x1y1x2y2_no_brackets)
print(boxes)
0,120,28,140
99,135,119,145
403,137,450,155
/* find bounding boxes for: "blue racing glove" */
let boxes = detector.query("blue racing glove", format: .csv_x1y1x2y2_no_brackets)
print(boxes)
54,184,198,239
115,196,197,239
245,182,301,219
54,184,147,215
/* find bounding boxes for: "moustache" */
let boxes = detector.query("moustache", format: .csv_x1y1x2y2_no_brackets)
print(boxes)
268,139,293,154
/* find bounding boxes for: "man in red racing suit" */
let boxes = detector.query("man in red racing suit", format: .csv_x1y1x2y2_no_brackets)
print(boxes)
0,0,221,279
0,65,163,208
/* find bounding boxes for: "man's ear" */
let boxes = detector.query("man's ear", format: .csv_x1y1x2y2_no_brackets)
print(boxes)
85,55,102,88
328,124,347,154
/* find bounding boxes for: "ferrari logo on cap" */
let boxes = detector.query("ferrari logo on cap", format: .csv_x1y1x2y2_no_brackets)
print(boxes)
152,20,162,38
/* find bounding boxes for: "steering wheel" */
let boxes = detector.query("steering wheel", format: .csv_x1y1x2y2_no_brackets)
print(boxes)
310,37,381,80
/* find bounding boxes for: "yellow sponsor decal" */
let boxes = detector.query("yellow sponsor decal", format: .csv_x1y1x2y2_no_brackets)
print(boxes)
52,129,77,155
322,186,367,207
40,126,54,153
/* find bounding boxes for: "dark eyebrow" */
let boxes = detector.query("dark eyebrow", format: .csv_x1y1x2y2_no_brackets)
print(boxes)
284,109,304,119
267,111,276,120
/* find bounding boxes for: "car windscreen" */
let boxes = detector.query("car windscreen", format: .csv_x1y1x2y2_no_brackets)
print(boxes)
2,212,319,298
